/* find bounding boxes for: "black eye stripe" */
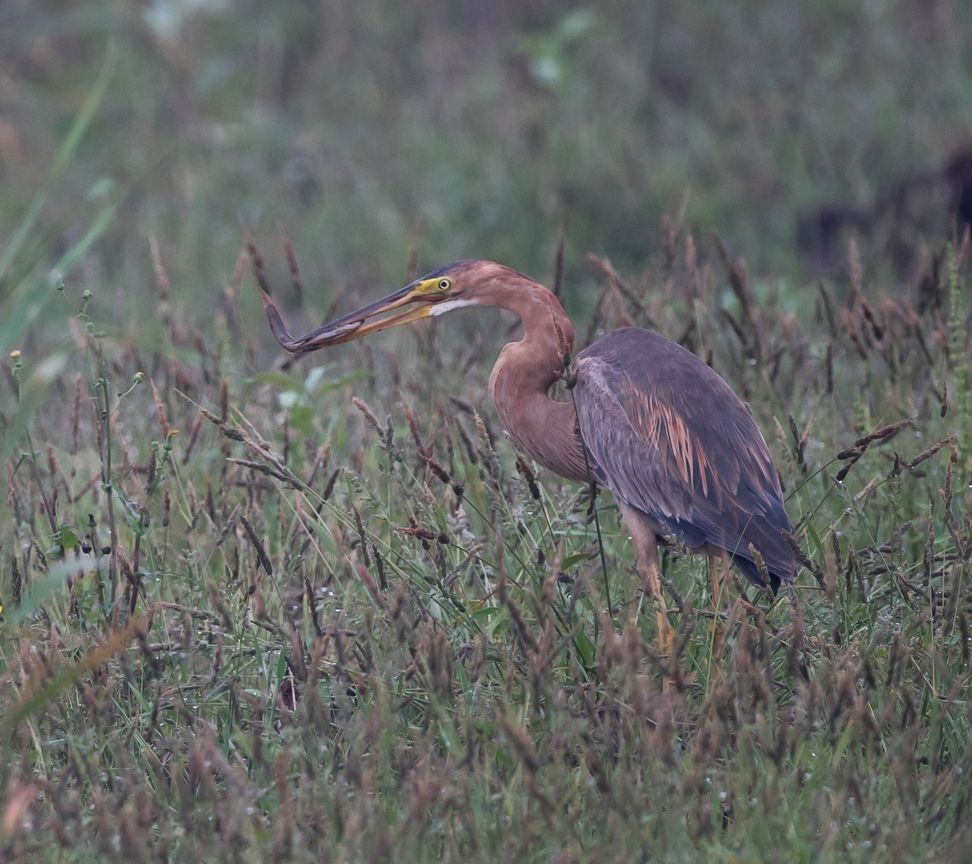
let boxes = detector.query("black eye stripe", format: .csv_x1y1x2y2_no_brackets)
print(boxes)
420,260,473,281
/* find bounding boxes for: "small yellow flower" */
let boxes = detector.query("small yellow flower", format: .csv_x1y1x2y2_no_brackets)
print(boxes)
9,350,20,360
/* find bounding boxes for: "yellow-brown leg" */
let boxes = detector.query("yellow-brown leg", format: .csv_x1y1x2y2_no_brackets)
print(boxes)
643,545,676,661
619,503,676,660
705,552,733,687
708,551,731,614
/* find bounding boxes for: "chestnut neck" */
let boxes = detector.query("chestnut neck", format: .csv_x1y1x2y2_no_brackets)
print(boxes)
480,269,589,484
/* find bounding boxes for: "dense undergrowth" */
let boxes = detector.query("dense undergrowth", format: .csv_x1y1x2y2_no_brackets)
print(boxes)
1,218,969,861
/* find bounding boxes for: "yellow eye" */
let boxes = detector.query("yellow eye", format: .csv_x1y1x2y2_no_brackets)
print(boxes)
438,278,452,292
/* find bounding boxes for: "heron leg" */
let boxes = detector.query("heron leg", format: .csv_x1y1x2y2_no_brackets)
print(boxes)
708,552,731,612
619,503,676,660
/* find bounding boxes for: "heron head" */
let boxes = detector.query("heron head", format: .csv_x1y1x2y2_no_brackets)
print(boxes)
260,260,491,352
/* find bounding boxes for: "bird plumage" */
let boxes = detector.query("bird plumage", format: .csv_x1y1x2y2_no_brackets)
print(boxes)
573,328,795,591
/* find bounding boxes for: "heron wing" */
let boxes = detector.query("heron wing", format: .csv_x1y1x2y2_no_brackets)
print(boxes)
573,328,795,587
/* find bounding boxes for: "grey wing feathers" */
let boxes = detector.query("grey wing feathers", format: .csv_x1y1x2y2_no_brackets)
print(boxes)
574,328,796,589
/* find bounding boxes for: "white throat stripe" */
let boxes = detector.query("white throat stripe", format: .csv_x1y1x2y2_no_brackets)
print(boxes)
428,299,479,317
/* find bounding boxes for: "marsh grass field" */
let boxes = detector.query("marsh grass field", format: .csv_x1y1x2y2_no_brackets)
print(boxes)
2,4,972,862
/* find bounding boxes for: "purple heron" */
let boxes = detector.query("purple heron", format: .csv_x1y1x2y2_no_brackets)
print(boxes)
255,258,797,652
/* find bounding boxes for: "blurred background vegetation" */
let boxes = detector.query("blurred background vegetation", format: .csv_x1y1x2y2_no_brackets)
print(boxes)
2,0,971,324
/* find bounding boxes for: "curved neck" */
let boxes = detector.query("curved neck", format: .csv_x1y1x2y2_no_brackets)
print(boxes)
483,272,589,484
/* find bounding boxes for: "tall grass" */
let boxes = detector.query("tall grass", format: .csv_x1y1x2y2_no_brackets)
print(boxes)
2,4,971,860
0,222,968,862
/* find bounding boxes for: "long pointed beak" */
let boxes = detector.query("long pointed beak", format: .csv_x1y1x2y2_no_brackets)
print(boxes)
258,280,436,354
